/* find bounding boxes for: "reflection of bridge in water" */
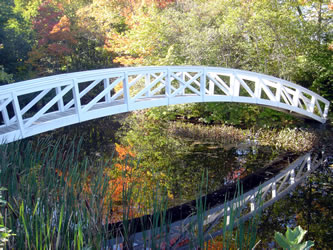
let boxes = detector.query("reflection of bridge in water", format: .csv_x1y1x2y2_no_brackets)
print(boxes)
0,66,330,144
110,152,325,249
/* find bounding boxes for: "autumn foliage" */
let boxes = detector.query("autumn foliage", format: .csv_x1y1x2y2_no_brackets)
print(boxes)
27,0,77,75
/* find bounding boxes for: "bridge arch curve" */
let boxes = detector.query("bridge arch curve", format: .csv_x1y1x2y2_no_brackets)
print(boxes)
0,66,329,144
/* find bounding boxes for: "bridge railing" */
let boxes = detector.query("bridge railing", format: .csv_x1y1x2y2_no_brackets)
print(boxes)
0,66,330,143
110,152,324,249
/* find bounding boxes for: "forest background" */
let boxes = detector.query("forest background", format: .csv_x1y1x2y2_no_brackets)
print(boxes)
0,0,332,125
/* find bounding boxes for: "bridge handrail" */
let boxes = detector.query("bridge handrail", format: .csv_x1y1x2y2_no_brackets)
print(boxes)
0,66,330,144
0,66,329,104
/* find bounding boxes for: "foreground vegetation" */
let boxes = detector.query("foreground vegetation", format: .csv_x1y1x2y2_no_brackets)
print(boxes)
0,136,266,249
0,112,331,248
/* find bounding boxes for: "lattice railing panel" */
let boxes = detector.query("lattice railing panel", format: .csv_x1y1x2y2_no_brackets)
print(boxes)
0,66,329,143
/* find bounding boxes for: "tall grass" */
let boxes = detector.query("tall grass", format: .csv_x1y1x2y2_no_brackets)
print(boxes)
0,137,115,249
0,136,263,249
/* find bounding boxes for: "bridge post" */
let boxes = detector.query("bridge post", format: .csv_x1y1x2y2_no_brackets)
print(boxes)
275,83,281,103
72,79,83,122
250,196,255,212
307,156,311,171
0,100,10,125
290,169,295,184
123,72,130,110
254,79,262,99
208,79,214,95
231,74,240,97
324,103,329,119
200,68,206,102
226,205,230,226
145,73,151,97
55,87,65,112
292,89,300,107
12,93,25,138
166,68,171,97
104,79,111,103
180,72,185,95
272,182,276,198
309,96,316,113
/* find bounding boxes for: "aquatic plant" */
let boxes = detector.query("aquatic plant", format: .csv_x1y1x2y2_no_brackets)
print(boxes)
0,187,15,248
274,225,314,250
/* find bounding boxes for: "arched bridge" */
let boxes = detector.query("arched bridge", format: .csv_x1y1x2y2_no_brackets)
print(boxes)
0,66,330,144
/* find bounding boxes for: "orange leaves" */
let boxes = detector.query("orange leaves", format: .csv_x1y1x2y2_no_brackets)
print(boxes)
115,143,136,160
329,1,333,10
113,56,144,66
50,15,71,34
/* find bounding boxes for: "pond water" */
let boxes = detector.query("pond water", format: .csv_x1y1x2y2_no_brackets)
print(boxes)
55,114,290,206
47,113,332,248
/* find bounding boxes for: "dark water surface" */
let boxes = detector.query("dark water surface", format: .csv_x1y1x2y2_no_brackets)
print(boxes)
44,114,332,248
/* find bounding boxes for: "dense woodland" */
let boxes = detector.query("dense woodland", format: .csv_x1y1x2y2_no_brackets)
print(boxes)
1,0,332,104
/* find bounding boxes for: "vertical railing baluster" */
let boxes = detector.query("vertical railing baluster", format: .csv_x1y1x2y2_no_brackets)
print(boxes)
272,182,276,198
145,73,150,97
0,100,10,125
166,68,171,97
181,72,185,95
324,103,329,119
275,82,281,103
123,72,130,110
309,96,315,113
55,87,65,112
208,74,214,95
292,89,300,107
290,169,295,184
250,195,255,212
200,68,206,102
307,155,311,171
254,79,261,99
12,93,25,138
104,78,111,103
226,205,230,226
232,73,240,97
72,79,82,122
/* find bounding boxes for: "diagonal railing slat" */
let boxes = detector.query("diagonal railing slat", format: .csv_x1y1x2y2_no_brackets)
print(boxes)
0,66,329,144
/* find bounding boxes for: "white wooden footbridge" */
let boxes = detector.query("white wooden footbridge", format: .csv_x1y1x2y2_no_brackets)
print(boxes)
0,66,330,144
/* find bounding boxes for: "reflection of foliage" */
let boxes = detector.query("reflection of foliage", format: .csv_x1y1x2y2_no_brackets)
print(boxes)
118,111,285,204
258,166,333,249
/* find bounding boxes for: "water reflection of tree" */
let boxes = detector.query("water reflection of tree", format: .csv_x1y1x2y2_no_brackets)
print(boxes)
257,166,333,249
118,112,282,207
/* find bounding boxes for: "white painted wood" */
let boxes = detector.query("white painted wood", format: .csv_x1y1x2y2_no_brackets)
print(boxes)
56,87,65,112
12,93,25,138
72,79,82,122
0,100,10,125
128,152,324,248
0,66,329,144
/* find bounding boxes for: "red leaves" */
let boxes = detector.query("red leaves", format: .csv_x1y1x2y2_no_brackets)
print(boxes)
28,1,77,75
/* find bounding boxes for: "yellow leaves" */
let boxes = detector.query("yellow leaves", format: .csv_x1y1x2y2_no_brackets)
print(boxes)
113,56,144,66
50,15,70,34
